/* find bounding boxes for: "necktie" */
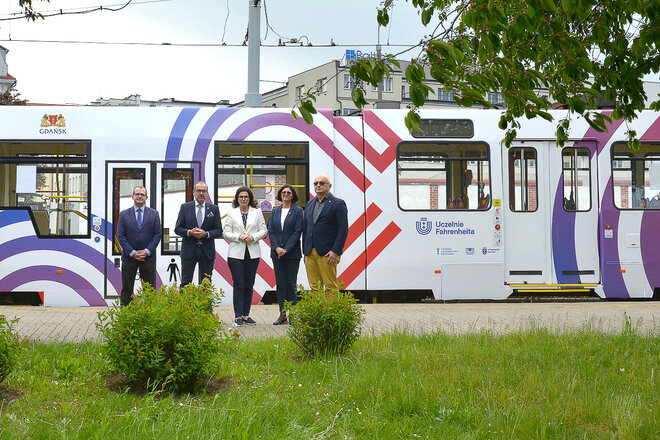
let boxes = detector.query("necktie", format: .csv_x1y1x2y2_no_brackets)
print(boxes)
136,208,142,228
197,205,204,227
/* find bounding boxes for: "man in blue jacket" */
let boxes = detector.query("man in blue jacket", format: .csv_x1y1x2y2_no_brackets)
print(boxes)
303,174,348,291
116,186,162,306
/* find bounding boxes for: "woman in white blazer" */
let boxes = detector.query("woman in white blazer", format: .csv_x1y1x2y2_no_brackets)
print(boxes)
223,187,267,326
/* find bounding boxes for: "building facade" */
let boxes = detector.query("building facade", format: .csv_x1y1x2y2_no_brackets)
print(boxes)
235,59,550,113
0,45,17,94
89,94,228,107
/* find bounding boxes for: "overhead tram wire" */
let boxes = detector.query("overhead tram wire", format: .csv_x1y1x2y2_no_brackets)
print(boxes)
0,0,171,21
0,38,415,48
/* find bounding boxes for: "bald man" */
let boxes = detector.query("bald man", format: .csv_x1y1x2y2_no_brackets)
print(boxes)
302,174,348,290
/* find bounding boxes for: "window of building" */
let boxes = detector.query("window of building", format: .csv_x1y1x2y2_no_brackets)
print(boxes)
612,143,660,209
397,142,490,211
438,88,454,102
508,147,537,212
316,78,327,93
488,92,504,105
295,85,304,99
343,74,352,90
343,74,361,90
562,147,591,211
0,141,90,237
370,79,392,92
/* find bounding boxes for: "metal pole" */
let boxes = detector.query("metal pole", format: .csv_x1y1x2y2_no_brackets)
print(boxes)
376,44,382,103
245,0,262,107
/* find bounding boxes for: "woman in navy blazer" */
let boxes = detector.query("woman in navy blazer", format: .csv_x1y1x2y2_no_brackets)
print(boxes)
267,184,303,325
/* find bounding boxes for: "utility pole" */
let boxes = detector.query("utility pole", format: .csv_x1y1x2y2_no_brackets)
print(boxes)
245,0,262,107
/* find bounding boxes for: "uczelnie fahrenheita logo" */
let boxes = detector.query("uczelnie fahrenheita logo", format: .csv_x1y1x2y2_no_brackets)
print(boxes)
39,114,67,134
416,217,432,235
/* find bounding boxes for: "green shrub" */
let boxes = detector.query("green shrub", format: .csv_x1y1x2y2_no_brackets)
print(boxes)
0,314,19,383
287,288,364,358
97,280,233,392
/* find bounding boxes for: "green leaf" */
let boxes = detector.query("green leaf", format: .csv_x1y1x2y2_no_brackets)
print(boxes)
410,86,425,107
537,111,554,123
351,88,367,109
377,9,389,27
301,100,317,115
421,9,433,25
299,107,314,124
404,111,421,133
539,0,557,12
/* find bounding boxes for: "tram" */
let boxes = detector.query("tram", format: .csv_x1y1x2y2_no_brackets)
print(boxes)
0,106,658,306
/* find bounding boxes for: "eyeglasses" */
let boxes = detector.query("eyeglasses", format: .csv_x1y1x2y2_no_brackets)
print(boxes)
194,189,208,193
280,191,293,195
313,181,329,186
238,196,250,199
133,193,147,197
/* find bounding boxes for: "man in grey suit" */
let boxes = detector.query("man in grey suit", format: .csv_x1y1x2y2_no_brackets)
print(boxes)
116,186,162,306
174,181,223,287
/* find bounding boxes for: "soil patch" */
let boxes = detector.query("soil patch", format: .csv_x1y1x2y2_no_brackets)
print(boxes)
105,373,237,397
0,384,21,405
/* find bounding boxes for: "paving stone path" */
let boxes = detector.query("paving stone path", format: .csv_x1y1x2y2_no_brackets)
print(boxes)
1,302,657,343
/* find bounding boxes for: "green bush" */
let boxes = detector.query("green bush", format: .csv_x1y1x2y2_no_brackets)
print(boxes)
287,288,364,358
97,280,233,392
0,314,19,384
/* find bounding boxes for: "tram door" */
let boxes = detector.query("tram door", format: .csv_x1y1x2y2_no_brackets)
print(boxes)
503,141,599,287
215,141,309,303
503,143,550,284
104,161,200,298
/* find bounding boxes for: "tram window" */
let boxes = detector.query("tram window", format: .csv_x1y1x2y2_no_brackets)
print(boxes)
397,142,490,211
562,148,591,212
612,143,660,209
112,169,145,254
0,141,90,237
508,148,537,212
411,119,474,138
216,142,309,223
161,169,194,254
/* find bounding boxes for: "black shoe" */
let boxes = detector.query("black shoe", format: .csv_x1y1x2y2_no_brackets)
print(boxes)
233,317,244,327
273,313,288,325
243,317,256,325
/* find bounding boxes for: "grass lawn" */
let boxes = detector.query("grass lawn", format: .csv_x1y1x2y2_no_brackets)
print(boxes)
0,326,657,439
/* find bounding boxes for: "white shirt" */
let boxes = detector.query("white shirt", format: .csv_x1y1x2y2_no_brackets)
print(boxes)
280,207,290,230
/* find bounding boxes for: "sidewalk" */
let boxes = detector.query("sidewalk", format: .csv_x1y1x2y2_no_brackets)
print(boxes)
0,302,658,343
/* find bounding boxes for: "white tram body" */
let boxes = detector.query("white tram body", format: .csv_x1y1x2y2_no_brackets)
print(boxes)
0,107,658,305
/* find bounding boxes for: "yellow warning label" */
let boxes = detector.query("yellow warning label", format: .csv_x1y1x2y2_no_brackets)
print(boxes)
493,199,501,207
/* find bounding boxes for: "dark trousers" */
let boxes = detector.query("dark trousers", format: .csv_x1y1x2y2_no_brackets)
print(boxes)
272,257,300,311
180,246,214,287
228,248,260,318
120,258,156,306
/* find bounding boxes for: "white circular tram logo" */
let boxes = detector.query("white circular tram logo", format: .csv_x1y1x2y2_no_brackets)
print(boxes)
416,217,433,235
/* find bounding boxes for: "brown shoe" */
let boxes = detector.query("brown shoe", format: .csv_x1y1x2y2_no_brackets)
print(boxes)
273,312,288,325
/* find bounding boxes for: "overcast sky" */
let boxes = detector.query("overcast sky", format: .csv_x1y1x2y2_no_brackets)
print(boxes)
0,0,432,105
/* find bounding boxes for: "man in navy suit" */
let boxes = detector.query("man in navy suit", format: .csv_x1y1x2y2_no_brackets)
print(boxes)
116,186,162,306
303,174,348,290
174,181,223,287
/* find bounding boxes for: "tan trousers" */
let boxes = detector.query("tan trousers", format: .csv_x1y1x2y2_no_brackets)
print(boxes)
305,248,341,291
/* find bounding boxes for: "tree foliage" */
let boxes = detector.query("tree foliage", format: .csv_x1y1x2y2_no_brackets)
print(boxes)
298,0,659,149
0,86,27,105
17,0,48,21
